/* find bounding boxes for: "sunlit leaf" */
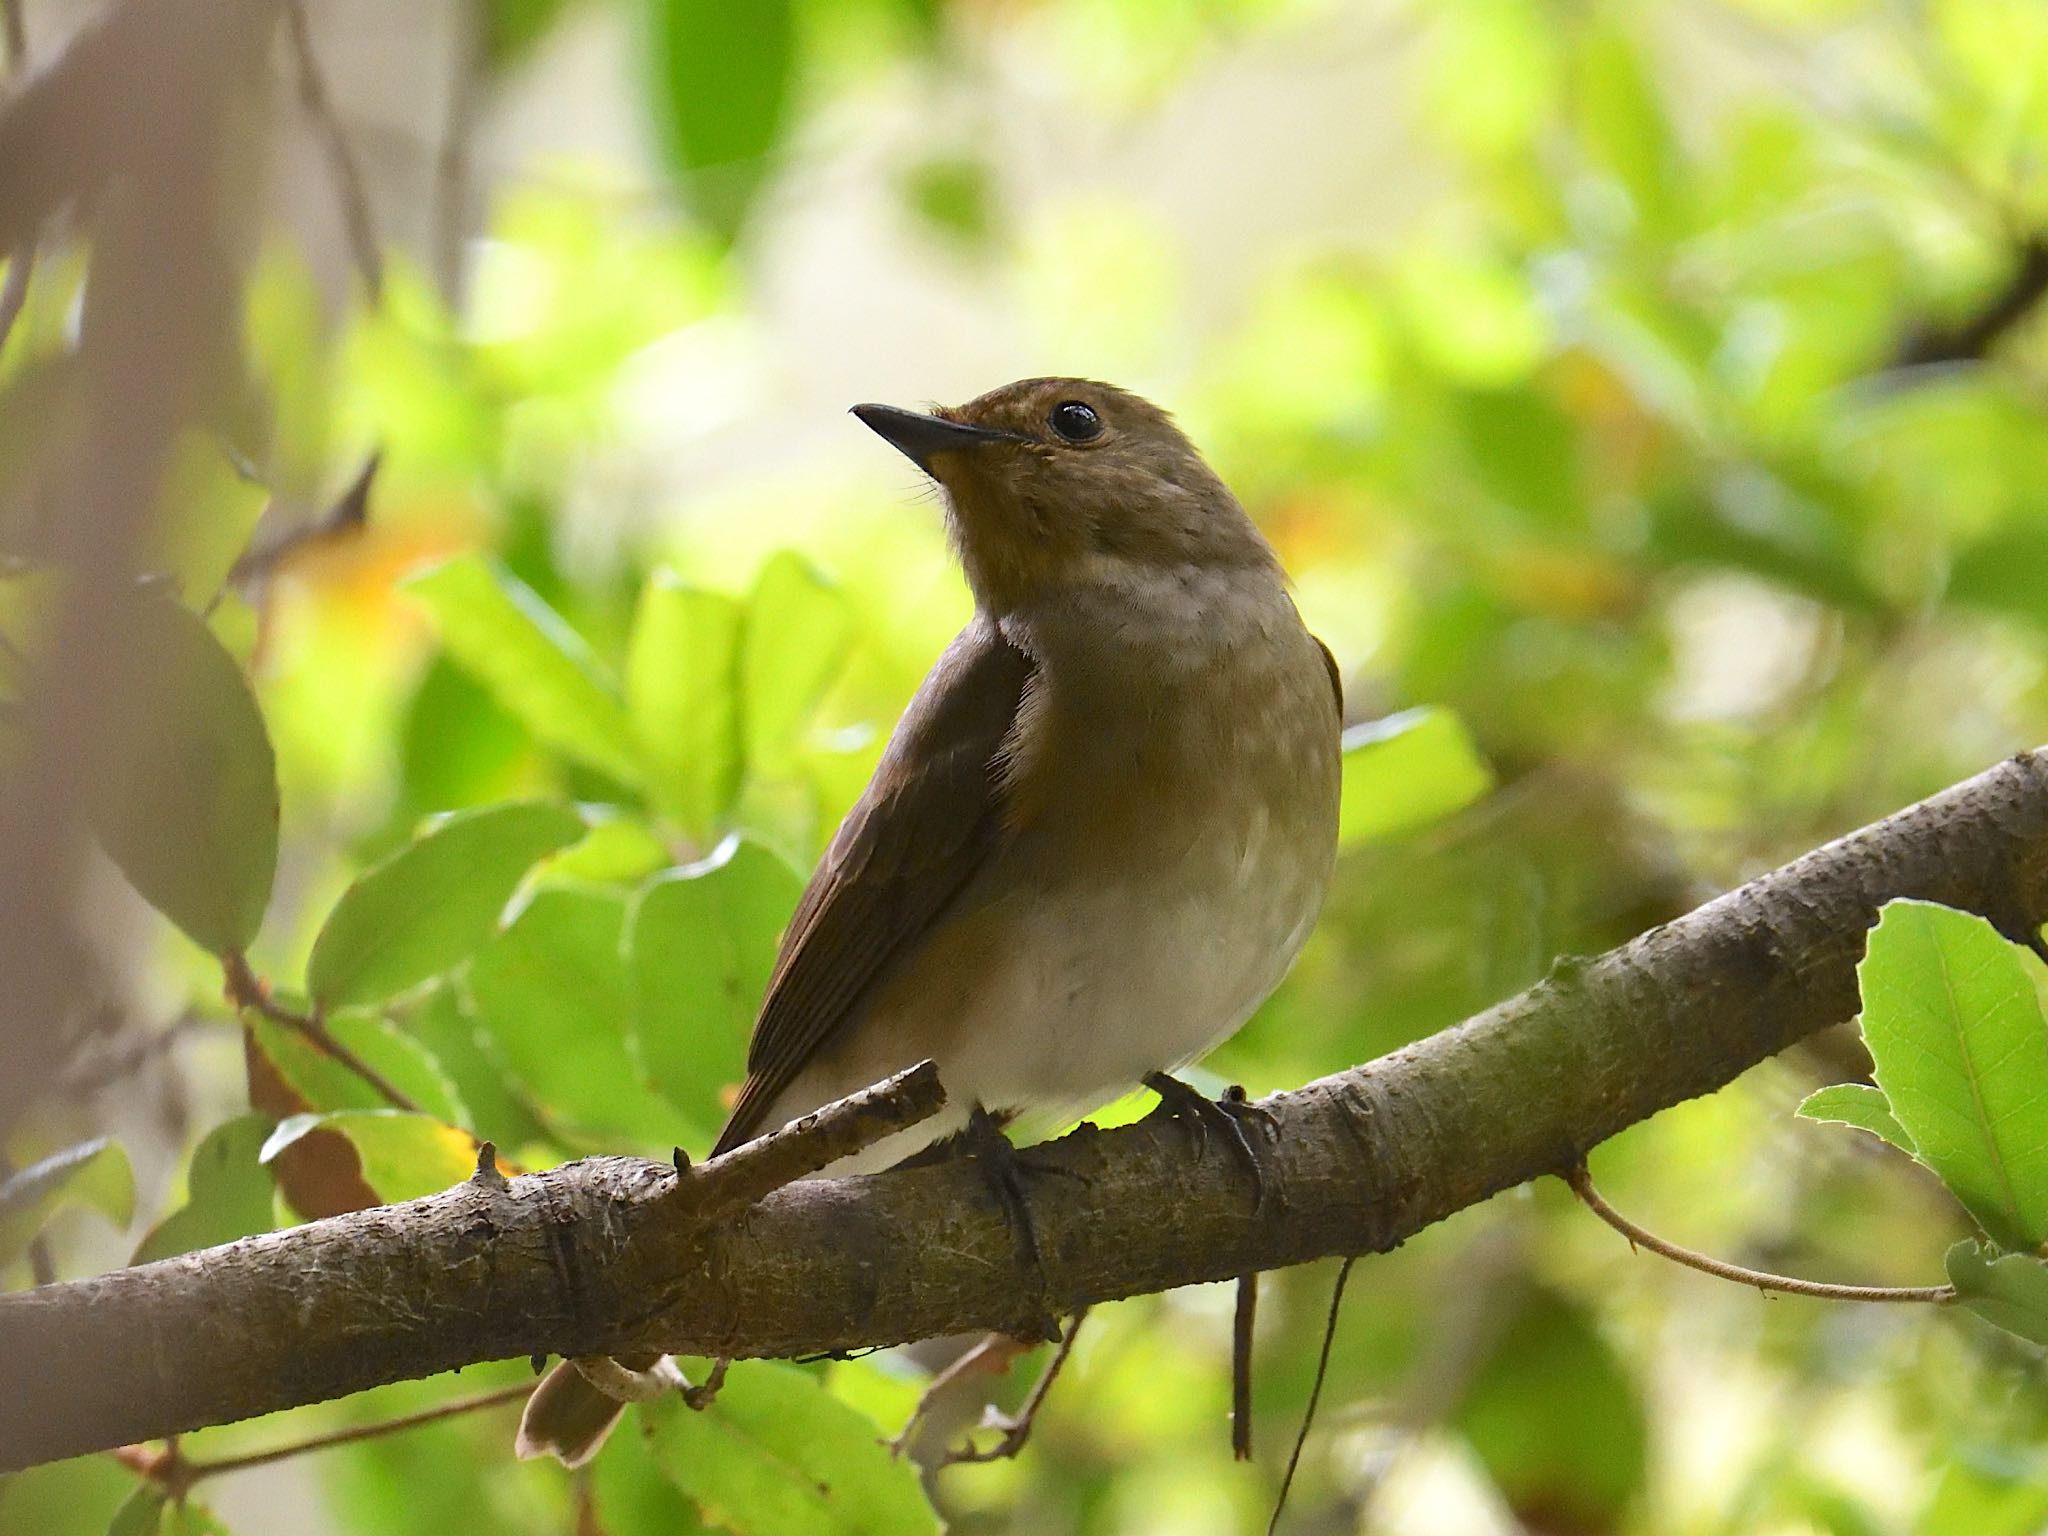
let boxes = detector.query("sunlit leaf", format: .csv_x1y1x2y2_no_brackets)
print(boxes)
131,1115,277,1265
245,1012,468,1124
469,886,685,1149
630,837,802,1145
1947,1240,2048,1347
483,0,572,70
0,1137,134,1264
1859,901,2048,1251
642,1362,939,1535
1796,1082,1916,1157
743,552,854,772
644,0,796,243
591,1410,716,1536
406,555,642,787
262,1111,479,1205
1338,707,1493,848
0,1450,136,1536
86,595,278,954
105,1487,165,1536
627,569,744,838
308,801,586,1010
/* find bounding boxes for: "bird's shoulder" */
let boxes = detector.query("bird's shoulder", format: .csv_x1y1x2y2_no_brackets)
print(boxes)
710,618,1035,1154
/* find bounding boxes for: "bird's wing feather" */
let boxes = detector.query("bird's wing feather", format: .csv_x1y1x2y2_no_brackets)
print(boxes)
710,619,1035,1155
1313,635,1342,715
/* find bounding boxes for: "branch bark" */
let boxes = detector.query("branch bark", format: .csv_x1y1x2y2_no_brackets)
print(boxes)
5,750,2048,1472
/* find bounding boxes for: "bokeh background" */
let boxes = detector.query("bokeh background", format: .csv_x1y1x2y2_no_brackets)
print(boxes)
5,0,2048,1531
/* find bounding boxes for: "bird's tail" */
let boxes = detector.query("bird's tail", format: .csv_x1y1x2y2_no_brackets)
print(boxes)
514,1353,662,1468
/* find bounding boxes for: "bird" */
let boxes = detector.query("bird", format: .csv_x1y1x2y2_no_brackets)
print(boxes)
516,376,1343,1467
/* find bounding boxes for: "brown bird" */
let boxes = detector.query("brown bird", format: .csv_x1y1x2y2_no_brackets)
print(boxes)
517,377,1342,1466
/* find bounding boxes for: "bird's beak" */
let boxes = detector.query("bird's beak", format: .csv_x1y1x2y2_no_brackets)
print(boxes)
851,404,1019,474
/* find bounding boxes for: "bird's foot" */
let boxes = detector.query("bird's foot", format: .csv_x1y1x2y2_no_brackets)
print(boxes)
1143,1073,1282,1212
681,1356,729,1411
960,1105,1060,1340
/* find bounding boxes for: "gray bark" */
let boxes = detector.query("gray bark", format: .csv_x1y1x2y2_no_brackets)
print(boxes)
4,749,2047,1472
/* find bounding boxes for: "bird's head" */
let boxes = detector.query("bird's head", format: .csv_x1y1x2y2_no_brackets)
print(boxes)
853,378,1276,614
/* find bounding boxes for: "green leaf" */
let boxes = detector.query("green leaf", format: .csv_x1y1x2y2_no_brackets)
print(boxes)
642,1362,939,1536
261,1111,478,1205
591,1411,716,1536
1796,1082,1917,1157
106,1487,165,1536
86,595,278,954
469,886,685,1149
630,837,802,1144
742,553,854,771
1450,1286,1647,1529
1338,707,1494,848
406,555,643,787
1859,901,2048,1250
644,0,796,244
132,1115,277,1264
402,985,548,1148
0,1451,136,1536
246,1011,469,1124
0,1137,135,1263
483,0,572,70
308,801,586,1009
1946,1239,2048,1347
626,569,744,838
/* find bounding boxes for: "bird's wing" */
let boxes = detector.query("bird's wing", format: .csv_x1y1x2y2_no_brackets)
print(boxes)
710,619,1035,1155
1314,635,1343,715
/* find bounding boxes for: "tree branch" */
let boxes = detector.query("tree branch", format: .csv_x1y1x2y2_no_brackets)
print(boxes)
4,749,2048,1471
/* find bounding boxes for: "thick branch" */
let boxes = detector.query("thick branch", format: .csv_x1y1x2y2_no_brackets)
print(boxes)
5,750,2048,1471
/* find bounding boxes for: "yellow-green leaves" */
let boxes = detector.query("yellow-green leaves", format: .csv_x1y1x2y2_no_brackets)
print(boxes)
629,837,802,1146
1338,706,1494,848
1857,900,2048,1252
1800,900,2048,1346
0,1137,134,1266
87,595,278,955
407,556,642,785
628,570,743,838
645,0,796,244
641,1362,939,1536
260,1111,478,1205
130,1115,276,1265
742,552,854,773
308,801,585,1010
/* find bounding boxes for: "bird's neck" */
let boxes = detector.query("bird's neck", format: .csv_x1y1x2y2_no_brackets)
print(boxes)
995,557,1297,688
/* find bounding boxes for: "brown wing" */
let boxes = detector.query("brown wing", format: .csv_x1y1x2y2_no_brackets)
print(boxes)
1314,635,1343,716
710,619,1035,1155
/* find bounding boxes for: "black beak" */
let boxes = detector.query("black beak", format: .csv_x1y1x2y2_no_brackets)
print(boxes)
851,403,1018,474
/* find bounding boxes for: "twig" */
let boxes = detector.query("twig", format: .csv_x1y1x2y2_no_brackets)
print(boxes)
57,1011,210,1097
115,1381,530,1496
1231,1273,1257,1461
223,448,380,597
221,952,421,1114
679,1060,946,1224
431,0,479,301
935,1307,1091,1467
1565,1164,1955,1304
282,0,382,304
1894,235,2048,370
1267,1256,1357,1536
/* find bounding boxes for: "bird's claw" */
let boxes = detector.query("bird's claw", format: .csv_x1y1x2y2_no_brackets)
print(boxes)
1143,1073,1283,1212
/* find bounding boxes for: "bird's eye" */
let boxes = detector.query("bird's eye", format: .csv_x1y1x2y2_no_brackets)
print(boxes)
1048,401,1103,443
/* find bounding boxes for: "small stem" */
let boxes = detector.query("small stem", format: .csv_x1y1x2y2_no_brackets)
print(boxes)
1565,1164,1955,1304
1267,1256,1357,1536
283,0,383,304
120,1382,530,1490
222,953,421,1114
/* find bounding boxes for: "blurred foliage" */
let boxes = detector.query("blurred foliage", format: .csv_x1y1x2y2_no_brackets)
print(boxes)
6,0,2048,1531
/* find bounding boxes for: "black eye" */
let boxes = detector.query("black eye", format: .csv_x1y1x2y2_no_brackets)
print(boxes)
1048,401,1102,443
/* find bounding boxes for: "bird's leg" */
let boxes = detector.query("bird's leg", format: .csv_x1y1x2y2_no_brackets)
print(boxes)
1143,1073,1282,1212
960,1103,1061,1342
936,1307,1093,1467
